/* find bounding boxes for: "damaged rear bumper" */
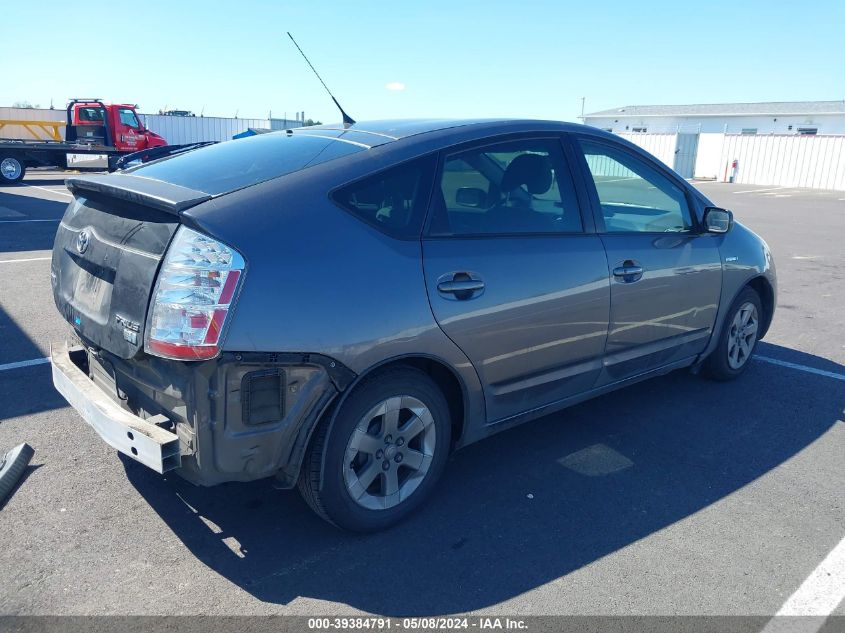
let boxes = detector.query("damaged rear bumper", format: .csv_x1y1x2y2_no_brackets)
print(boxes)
50,341,355,487
51,342,181,473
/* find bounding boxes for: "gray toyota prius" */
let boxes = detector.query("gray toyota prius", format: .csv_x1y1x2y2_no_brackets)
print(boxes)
50,119,776,531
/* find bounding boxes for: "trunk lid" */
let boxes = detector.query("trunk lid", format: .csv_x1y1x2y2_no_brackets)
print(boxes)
51,175,211,359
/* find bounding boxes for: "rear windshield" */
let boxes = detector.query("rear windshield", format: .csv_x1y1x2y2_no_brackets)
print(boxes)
129,132,366,195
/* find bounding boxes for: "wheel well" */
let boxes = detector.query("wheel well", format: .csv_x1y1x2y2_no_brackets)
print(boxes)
291,355,467,490
747,276,774,337
370,356,466,449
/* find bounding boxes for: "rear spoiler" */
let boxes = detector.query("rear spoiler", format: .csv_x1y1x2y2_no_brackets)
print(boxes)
65,174,211,215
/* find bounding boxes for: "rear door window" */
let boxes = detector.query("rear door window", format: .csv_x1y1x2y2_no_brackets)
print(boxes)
430,138,582,236
130,132,367,195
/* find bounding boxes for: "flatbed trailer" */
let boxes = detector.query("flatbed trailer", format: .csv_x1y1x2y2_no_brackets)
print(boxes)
0,99,167,184
0,138,131,173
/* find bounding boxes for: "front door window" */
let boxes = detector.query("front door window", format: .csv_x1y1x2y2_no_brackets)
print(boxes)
580,140,694,233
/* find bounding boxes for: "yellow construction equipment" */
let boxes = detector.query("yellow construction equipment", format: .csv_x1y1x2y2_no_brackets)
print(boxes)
0,119,64,141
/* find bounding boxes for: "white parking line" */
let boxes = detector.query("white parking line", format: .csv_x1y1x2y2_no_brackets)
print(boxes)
0,218,60,223
733,187,785,194
0,357,50,372
761,535,845,633
27,184,72,198
755,356,845,382
778,536,845,615
0,257,51,264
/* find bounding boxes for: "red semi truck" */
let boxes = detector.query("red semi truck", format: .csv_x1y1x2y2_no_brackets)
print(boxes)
0,99,168,184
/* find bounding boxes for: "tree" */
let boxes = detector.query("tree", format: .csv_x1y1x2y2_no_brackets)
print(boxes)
304,118,322,126
12,100,40,109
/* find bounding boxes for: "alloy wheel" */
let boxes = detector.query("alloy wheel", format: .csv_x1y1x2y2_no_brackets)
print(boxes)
343,395,436,511
727,301,759,370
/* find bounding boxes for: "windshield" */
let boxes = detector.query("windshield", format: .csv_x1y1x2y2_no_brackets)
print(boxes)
129,131,367,195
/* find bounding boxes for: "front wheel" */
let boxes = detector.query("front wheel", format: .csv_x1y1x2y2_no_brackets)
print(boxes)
704,287,763,381
0,155,26,185
298,367,451,532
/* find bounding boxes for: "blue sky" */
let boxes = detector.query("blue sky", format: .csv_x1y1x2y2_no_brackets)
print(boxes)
4,0,843,123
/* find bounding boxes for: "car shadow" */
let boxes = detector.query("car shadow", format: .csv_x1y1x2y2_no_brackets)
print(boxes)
123,343,843,615
0,190,65,253
0,301,69,421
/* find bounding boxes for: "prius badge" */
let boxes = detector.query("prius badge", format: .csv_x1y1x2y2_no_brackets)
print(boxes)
115,314,141,345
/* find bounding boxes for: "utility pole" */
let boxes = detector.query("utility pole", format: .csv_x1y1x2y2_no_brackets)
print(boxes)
580,97,586,119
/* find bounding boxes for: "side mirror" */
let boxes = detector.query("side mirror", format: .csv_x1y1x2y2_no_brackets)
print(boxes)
703,207,733,234
455,187,486,208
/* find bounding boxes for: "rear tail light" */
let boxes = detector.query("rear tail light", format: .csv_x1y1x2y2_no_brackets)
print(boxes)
145,226,245,360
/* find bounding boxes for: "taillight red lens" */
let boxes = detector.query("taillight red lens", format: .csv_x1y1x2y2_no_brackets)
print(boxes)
144,227,245,361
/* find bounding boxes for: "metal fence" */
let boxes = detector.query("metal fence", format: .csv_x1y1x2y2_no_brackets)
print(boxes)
138,114,302,144
606,128,845,191
717,133,845,190
617,132,678,169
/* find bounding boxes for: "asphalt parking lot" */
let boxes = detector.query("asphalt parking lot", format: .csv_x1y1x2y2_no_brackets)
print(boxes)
0,171,843,618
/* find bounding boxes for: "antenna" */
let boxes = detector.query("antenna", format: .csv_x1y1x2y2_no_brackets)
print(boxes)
287,32,355,126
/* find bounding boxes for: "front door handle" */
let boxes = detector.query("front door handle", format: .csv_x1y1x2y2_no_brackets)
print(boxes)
612,260,644,283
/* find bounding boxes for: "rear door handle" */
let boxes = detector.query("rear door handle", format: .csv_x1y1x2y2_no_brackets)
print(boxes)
435,272,485,300
437,280,485,294
612,266,643,277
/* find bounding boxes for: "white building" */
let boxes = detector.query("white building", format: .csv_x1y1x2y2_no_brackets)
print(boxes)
582,101,845,136
579,101,845,185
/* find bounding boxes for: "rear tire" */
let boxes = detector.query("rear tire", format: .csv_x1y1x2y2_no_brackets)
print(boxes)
704,287,763,381
298,367,451,532
0,155,26,185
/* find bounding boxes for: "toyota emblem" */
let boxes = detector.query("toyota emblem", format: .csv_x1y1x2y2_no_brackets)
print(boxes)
76,230,90,254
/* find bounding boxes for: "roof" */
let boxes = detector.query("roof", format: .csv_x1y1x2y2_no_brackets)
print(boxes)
304,118,509,141
296,118,580,148
584,101,845,118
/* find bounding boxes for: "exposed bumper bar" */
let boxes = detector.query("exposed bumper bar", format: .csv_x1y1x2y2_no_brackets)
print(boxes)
50,342,181,473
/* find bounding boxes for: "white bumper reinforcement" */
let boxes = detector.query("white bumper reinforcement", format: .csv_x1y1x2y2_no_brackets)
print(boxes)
51,342,181,473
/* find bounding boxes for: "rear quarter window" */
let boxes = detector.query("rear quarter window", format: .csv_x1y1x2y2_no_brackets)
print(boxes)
332,156,436,239
130,132,366,196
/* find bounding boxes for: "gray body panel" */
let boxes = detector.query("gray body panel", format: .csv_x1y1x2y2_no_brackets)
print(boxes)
422,235,609,422
598,233,722,383
694,221,777,361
